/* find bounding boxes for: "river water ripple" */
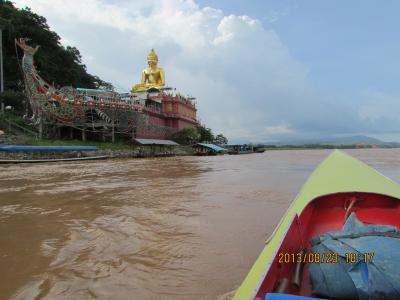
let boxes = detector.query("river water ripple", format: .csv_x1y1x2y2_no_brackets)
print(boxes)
1,149,400,299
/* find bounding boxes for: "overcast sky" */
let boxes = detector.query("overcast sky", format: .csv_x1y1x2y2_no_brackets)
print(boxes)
13,0,400,143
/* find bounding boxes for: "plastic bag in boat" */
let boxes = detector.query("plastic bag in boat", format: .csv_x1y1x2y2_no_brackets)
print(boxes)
309,213,400,300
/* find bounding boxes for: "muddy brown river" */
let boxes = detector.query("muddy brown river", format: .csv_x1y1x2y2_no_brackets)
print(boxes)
1,149,400,299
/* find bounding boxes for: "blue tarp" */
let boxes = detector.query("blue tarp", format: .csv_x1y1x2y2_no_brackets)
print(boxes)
0,145,98,151
196,143,227,152
309,213,400,300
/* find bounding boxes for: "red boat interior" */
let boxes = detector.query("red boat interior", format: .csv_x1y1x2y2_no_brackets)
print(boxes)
254,192,400,299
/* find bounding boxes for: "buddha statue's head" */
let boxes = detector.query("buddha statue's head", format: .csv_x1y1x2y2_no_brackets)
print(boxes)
147,49,158,68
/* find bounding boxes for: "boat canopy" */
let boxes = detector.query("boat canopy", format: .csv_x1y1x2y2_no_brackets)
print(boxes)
133,139,179,146
0,145,98,151
195,143,227,152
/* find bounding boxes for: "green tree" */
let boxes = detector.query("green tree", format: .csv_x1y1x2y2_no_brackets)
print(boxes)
197,125,214,143
214,134,228,145
0,90,26,112
171,127,200,145
0,0,112,111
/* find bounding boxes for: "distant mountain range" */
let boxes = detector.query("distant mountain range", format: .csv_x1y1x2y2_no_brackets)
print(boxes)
275,135,400,146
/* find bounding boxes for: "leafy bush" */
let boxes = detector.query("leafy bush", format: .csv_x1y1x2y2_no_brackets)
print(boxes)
171,127,200,145
0,90,27,113
197,125,214,143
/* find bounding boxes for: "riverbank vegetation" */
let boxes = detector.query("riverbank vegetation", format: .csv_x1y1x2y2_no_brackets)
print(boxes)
171,126,228,146
0,0,112,112
257,144,400,150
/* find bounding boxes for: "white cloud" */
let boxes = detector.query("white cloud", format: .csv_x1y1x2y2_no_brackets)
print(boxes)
264,123,293,136
355,90,400,135
13,0,399,142
263,5,297,24
359,90,400,123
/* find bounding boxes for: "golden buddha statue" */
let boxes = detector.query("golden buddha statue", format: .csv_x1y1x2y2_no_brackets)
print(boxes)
132,49,165,92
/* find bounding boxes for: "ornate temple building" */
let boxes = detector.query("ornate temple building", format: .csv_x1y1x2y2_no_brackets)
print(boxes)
16,38,199,142
131,49,198,139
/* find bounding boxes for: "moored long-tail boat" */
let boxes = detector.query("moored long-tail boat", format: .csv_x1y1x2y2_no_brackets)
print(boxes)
0,145,108,163
234,150,400,300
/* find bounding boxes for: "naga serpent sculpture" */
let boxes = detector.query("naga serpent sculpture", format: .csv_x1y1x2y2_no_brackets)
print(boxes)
15,38,145,136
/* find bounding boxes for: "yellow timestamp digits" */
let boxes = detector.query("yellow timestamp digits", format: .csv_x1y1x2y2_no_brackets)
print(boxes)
278,252,339,264
345,252,375,264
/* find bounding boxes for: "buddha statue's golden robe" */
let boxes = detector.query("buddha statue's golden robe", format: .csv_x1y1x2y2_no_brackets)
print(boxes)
132,49,165,92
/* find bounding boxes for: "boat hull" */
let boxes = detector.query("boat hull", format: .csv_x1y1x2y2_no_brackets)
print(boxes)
0,155,109,164
234,150,400,299
253,192,400,299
